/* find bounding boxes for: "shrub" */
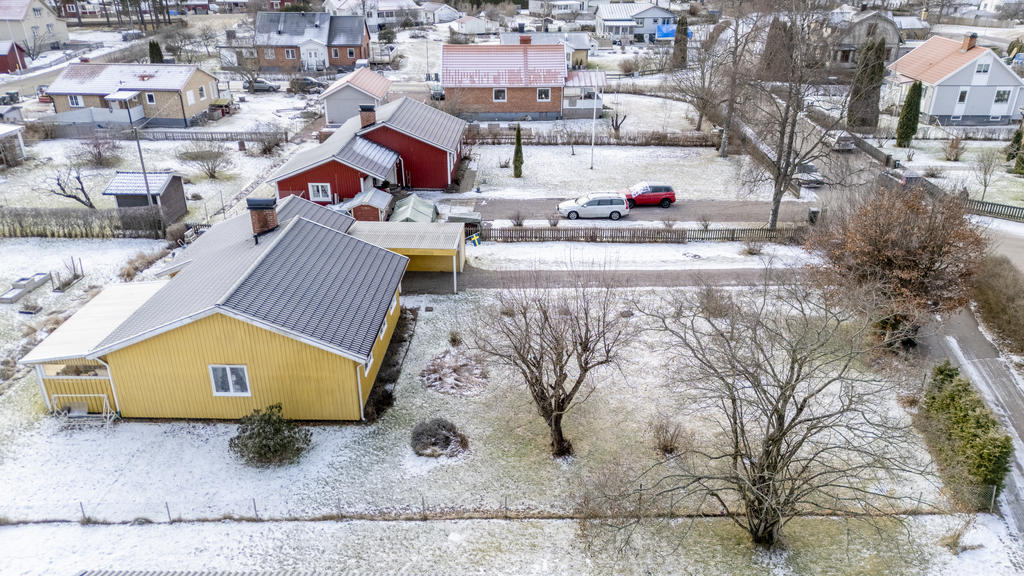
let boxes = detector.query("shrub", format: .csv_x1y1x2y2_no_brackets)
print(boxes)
73,134,122,167
651,416,681,456
363,385,394,423
189,192,203,201
499,157,511,168
697,285,733,319
943,137,966,162
177,141,233,179
923,165,944,178
410,418,468,457
920,362,1013,505
165,223,187,245
547,214,560,227
420,349,488,396
742,241,764,255
510,210,524,227
619,55,641,75
378,28,396,43
118,248,170,281
229,404,312,466
896,80,921,147
448,329,463,347
972,255,1024,354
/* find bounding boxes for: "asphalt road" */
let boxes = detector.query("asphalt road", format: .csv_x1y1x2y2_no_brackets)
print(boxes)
471,197,814,224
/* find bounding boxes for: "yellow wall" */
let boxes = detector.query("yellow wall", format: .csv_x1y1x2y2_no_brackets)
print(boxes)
51,69,219,121
361,292,401,404
103,293,400,420
392,247,464,272
43,377,114,413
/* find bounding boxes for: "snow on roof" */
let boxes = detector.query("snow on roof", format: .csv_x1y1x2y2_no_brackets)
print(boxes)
338,188,393,211
255,11,332,46
596,3,672,21
321,66,391,100
0,122,23,137
441,44,567,88
47,64,207,95
892,15,929,30
329,0,416,11
102,171,175,196
0,0,33,20
888,36,1001,85
0,40,23,53
326,15,366,46
566,69,606,87
348,221,464,251
21,281,168,364
499,32,591,51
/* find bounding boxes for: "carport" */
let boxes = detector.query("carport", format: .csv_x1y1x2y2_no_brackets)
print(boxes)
348,221,465,293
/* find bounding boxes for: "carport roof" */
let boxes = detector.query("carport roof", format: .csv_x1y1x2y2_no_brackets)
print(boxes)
348,221,465,251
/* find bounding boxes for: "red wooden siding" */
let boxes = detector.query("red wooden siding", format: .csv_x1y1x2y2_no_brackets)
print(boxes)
275,159,366,204
361,126,454,189
0,44,26,74
351,204,384,221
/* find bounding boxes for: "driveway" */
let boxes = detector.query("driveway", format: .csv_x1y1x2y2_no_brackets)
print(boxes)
467,197,814,224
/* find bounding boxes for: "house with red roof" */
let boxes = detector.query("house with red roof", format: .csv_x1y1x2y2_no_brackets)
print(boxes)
884,33,1024,126
268,96,467,200
441,39,606,121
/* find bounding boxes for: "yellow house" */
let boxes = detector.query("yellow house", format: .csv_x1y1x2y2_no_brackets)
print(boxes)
22,196,408,421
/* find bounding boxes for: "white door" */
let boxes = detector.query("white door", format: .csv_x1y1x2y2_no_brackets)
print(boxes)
954,88,968,117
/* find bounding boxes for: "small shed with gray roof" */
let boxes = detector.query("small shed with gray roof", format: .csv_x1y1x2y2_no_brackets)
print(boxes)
102,171,187,224
349,220,465,291
335,187,394,221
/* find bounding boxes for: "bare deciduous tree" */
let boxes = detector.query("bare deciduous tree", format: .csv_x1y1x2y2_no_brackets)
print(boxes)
634,277,926,547
72,133,122,167
40,165,97,209
972,147,1004,202
715,2,763,160
667,25,727,132
474,273,637,457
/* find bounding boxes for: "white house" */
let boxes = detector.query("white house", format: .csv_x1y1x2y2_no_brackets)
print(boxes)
449,14,496,35
885,34,1024,126
327,0,421,30
320,66,392,126
418,1,460,23
595,3,676,43
0,0,68,57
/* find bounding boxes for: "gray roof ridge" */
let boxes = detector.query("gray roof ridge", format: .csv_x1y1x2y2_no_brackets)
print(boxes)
215,214,304,307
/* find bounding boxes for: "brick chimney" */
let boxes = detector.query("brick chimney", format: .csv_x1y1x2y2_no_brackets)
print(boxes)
960,33,978,53
519,35,532,44
247,197,278,240
359,104,376,128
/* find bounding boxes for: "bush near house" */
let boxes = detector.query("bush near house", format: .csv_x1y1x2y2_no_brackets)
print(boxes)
918,361,1013,508
973,255,1024,354
229,403,313,466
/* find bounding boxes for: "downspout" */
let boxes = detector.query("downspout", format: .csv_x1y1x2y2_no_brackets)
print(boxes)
355,363,364,420
95,357,122,415
177,92,188,127
34,365,52,412
398,157,406,187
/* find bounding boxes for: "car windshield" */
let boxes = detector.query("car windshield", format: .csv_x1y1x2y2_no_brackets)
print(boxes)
575,196,589,204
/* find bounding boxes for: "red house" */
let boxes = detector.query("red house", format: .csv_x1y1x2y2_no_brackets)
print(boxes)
0,41,27,74
268,97,467,203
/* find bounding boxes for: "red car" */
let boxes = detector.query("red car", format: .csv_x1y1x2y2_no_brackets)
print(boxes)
622,182,675,208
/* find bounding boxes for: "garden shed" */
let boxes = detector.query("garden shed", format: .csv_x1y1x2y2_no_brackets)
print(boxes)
348,221,465,292
102,171,187,224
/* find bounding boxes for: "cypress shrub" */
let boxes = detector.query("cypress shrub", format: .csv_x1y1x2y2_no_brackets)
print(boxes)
896,81,921,148
1006,129,1021,161
513,124,523,178
149,40,164,64
229,404,312,466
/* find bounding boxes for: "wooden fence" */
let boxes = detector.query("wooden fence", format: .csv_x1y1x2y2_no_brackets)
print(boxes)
962,198,1024,222
480,226,805,243
465,128,712,147
32,124,289,143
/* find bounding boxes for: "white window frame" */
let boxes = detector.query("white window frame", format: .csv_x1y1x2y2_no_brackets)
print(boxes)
537,87,551,102
33,7,42,16
209,364,251,397
46,23,53,33
264,47,275,59
951,115,963,121
493,88,507,102
389,293,397,315
210,82,217,98
994,89,1010,104
379,316,388,340
145,92,156,104
308,182,331,202
68,94,83,108
242,48,255,58
957,90,968,104
347,47,355,58
364,352,374,377
285,48,296,59
198,85,206,100
271,0,280,8
67,3,76,12
186,90,195,105
331,47,340,58
975,63,990,74
989,115,1002,121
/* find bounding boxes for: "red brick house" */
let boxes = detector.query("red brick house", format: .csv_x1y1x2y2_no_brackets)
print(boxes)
441,39,605,121
0,41,26,73
254,11,369,73
268,97,467,202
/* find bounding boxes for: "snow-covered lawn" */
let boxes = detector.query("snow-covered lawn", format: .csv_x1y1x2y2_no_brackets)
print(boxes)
878,140,1024,206
507,94,697,136
384,25,450,82
0,289,936,524
1,137,286,223
432,145,813,202
466,241,815,271
0,513,1018,575
204,84,316,133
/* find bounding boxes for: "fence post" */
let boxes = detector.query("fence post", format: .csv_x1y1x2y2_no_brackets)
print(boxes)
990,485,997,513
79,501,87,521
165,501,172,523
252,497,259,520
421,494,427,520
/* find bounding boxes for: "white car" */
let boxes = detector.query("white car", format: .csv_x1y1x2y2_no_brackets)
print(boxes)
557,192,630,220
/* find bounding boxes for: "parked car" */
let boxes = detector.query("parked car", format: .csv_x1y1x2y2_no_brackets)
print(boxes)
825,130,855,152
793,163,825,188
289,76,327,94
557,192,630,220
242,78,280,92
622,182,675,208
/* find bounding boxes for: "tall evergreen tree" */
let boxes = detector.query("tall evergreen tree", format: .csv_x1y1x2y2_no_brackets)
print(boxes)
149,40,164,64
1007,129,1022,161
760,18,791,81
896,81,922,148
672,16,688,69
513,124,523,178
1016,145,1024,174
847,38,886,129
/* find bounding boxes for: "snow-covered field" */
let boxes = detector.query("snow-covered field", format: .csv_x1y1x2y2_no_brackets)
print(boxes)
385,25,449,82
0,514,1019,576
878,140,1023,206
210,82,316,133
504,94,697,136
466,242,815,271
1,137,285,223
433,145,812,202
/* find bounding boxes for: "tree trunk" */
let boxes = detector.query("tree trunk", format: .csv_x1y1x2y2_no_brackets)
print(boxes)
549,412,572,457
749,518,781,547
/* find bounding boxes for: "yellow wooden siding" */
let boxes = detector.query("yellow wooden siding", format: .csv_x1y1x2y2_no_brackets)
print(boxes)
43,378,114,413
390,249,461,272
104,312,366,421
360,292,401,404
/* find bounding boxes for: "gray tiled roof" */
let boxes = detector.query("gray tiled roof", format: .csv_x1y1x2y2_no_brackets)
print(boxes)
363,97,467,153
102,171,175,196
93,196,404,362
268,114,399,182
327,15,366,46
255,11,332,46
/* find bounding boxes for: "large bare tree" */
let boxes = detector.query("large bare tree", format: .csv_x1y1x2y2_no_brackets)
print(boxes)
474,273,637,457
39,164,97,209
667,24,728,132
715,0,763,159
635,277,927,547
